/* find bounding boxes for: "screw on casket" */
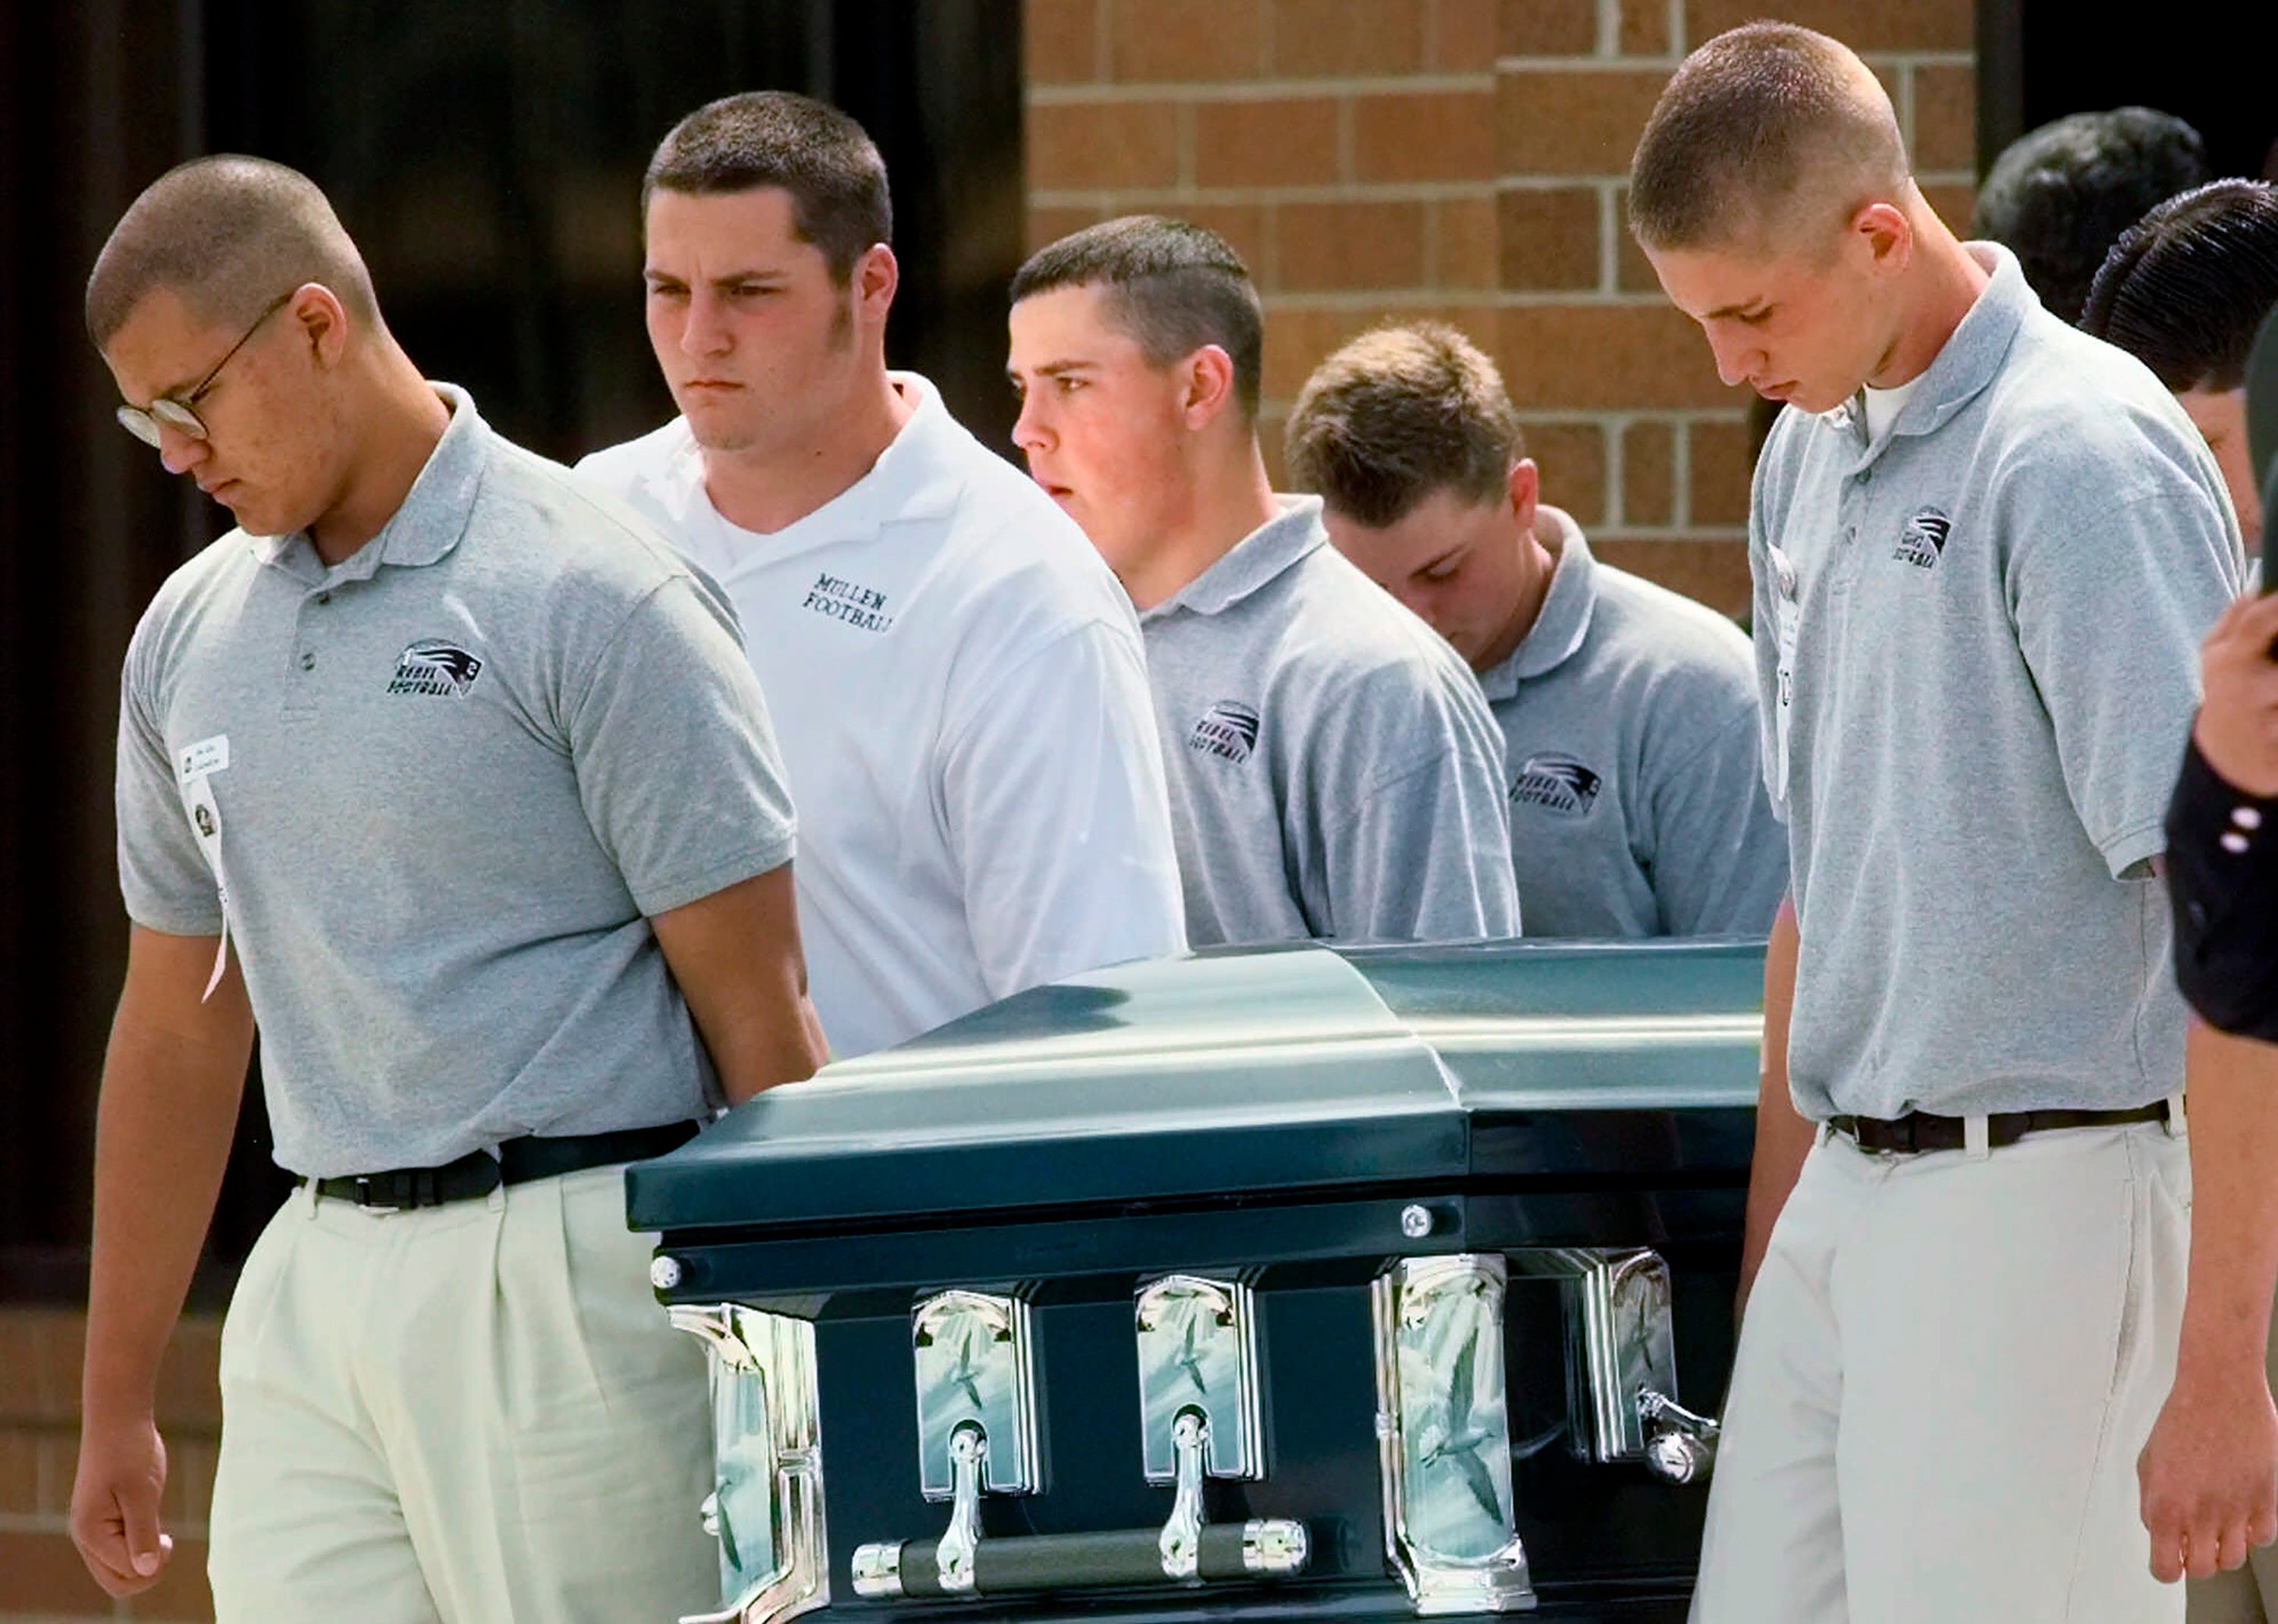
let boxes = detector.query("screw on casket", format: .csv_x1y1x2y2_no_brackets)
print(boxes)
650,1254,684,1291
1400,1204,1434,1239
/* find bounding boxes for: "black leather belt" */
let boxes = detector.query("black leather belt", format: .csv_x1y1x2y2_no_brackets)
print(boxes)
302,1121,702,1211
1826,1103,2170,1155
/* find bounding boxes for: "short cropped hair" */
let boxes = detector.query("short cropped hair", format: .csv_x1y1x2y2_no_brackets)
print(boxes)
1629,21,1908,254
644,91,891,283
86,155,376,348
2081,181,2278,394
1284,323,1522,526
1974,108,2208,325
1010,215,1264,417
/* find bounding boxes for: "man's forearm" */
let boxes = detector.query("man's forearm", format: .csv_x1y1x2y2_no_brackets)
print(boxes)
1739,897,1811,1314
2176,1022,2278,1384
83,932,253,1415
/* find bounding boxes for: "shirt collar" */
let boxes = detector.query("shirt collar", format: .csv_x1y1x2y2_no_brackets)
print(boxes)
692,372,965,550
1477,507,1596,699
1823,242,2030,448
253,382,486,582
1144,495,1326,621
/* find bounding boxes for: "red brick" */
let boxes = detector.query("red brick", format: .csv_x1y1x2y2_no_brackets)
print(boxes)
1174,203,1273,282
1109,0,1265,82
1027,203,1109,254
1499,0,1596,55
0,1308,85,1425
1268,0,1427,76
38,1428,77,1516
1026,99,1183,191
1619,0,1670,57
1193,97,1343,188
0,1528,115,1614
130,1536,213,1619
1498,68,1673,175
1263,300,1501,406
1498,187,1600,290
1521,421,1609,529
159,1436,218,1528
1437,195,1500,289
1689,416,1754,527
153,1318,222,1434
1433,0,1500,69
0,1428,36,1514
1686,0,1972,52
1278,201,1429,290
1592,537,1752,615
1496,304,1736,409
1922,182,1976,236
1261,407,1292,489
1026,0,1101,83
1912,62,1977,174
1623,420,1675,525
1353,89,1496,183
1614,187,1662,291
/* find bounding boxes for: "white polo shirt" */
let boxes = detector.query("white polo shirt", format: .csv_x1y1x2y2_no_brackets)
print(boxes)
579,374,1188,1057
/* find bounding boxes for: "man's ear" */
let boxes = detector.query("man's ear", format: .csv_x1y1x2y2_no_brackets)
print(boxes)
1504,457,1541,532
1180,344,1240,429
855,243,900,322
1852,199,1913,276
291,283,353,370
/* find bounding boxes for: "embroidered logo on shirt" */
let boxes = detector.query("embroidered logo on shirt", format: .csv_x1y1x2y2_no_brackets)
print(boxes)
386,640,485,698
800,572,897,633
1510,753,1603,818
1893,507,1951,570
1188,701,1261,764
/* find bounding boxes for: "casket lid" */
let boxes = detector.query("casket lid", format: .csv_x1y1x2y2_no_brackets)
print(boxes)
627,939,1762,1235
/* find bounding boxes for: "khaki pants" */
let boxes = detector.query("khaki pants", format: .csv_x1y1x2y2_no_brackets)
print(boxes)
207,1163,717,1623
2186,1304,2278,1622
1692,1120,2189,1624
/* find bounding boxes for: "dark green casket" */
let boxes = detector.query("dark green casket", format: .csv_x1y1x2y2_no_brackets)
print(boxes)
627,938,1763,1624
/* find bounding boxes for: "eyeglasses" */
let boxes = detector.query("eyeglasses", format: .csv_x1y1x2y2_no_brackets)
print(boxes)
115,291,295,448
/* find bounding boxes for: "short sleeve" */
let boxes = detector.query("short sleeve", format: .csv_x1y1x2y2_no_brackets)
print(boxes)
2006,442,2241,878
115,617,226,937
567,575,798,916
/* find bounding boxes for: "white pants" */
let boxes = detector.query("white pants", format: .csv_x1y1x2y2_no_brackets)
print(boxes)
1692,1120,2190,1624
207,1164,717,1624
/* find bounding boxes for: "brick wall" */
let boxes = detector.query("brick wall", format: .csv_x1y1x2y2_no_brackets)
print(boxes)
0,1310,219,1622
1023,0,1978,615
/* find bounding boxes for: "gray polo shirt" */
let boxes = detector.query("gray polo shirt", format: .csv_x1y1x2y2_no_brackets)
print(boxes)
1141,496,1521,946
116,387,797,1177
1755,244,2242,1120
1481,510,1786,938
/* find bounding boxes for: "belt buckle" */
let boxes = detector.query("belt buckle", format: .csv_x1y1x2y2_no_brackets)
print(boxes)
349,1175,405,1213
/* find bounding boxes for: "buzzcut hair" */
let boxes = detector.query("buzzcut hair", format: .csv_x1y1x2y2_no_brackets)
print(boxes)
1628,21,1909,254
86,155,377,348
1284,322,1522,527
2081,181,2278,394
644,91,892,283
1010,215,1264,418
1973,108,2207,325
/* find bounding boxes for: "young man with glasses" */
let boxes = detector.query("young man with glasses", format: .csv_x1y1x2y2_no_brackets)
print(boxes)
76,153,825,1622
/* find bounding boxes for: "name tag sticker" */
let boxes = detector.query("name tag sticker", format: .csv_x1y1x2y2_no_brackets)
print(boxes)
178,735,230,784
1767,547,1801,794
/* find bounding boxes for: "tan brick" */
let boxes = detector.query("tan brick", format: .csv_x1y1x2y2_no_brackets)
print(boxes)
0,1428,37,1514
160,1436,219,1529
37,1428,77,1516
0,1311,38,1421
1028,204,1109,254
1921,182,1977,235
0,1528,116,1615
1592,537,1752,616
1278,201,1429,290
1109,0,1265,81
1433,0,1500,68
1026,0,1101,83
1027,99,1183,191
1437,195,1500,288
1521,422,1609,529
132,1535,214,1619
1498,187,1599,290
1496,304,1734,409
1616,198,1661,292
1689,416,1753,527
1261,407,1292,488
1912,62,1977,174
1264,300,1501,407
154,1317,222,1434
1268,0,1427,76
1353,89,1496,183
1498,0,1596,55
1618,0,1670,57
0,1308,85,1425
1174,202,1273,281
1194,97,1342,188
1498,68,1673,175
1686,0,1971,52
1624,420,1675,525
